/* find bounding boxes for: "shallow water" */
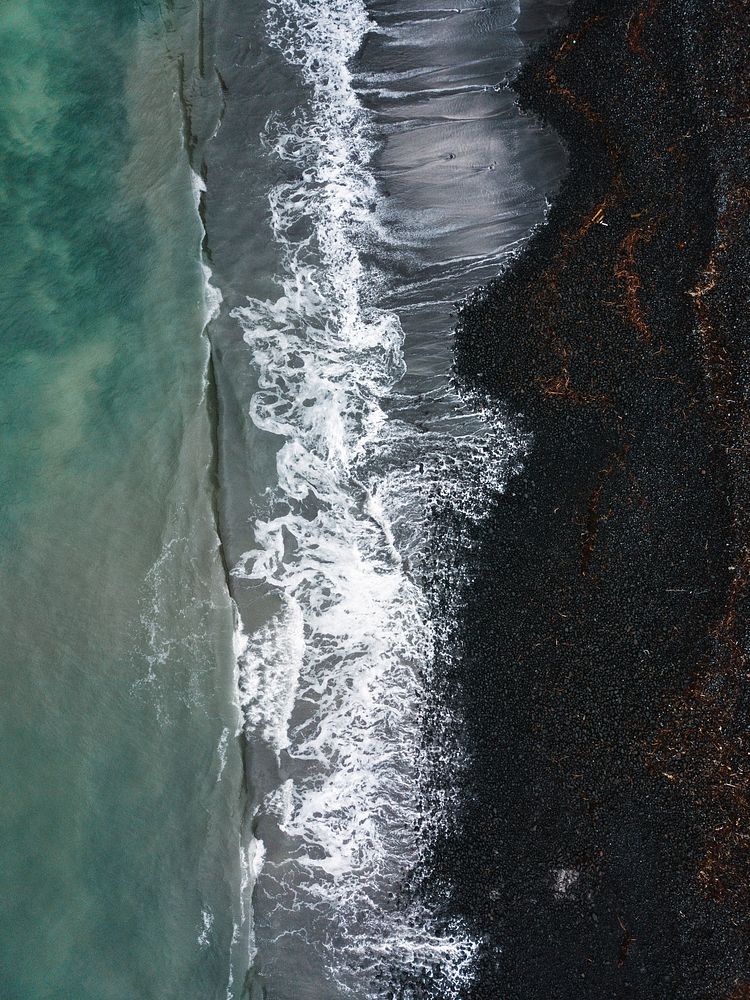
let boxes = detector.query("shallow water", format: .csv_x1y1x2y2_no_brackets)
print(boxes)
201,0,565,997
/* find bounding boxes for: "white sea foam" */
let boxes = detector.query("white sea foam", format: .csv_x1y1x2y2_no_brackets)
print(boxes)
216,726,230,782
198,907,214,947
235,596,304,753
228,0,522,995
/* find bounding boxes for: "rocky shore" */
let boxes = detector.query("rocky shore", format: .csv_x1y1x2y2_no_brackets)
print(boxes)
444,1,750,996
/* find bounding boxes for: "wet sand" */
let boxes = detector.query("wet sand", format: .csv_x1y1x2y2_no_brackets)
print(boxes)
447,0,750,996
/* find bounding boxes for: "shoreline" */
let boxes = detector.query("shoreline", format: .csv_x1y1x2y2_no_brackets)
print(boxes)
447,0,750,995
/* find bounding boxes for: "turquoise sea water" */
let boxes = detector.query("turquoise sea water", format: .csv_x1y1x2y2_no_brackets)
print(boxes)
0,3,240,997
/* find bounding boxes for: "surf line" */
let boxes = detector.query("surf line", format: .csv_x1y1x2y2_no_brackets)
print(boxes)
227,0,480,995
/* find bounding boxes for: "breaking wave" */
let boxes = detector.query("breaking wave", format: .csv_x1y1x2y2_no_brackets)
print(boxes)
228,0,524,994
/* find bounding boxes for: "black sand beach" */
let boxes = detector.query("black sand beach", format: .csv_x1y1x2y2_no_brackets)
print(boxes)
444,0,750,996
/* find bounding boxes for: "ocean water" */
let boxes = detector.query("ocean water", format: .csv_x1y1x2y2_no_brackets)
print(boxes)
0,3,238,998
0,0,565,998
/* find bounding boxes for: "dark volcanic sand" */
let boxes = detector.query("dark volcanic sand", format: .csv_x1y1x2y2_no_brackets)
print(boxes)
442,0,750,996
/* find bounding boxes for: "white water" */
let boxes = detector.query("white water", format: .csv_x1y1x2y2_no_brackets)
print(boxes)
228,0,525,995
